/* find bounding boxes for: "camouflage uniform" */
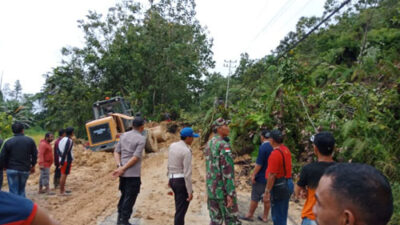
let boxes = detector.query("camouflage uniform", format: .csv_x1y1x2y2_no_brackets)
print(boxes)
205,133,241,225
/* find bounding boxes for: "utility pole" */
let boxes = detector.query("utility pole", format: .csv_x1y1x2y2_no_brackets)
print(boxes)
223,60,237,109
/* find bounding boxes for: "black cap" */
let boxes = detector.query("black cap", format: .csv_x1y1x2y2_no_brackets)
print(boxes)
132,117,145,127
311,131,335,155
270,129,283,143
261,130,271,139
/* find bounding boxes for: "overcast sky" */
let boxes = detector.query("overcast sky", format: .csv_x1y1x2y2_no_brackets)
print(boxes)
0,0,326,94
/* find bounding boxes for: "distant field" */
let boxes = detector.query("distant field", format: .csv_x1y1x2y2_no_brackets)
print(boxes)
25,127,47,146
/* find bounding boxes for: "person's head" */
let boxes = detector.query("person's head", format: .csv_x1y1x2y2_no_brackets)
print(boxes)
11,122,24,134
269,129,283,148
212,118,230,138
65,127,74,137
58,129,66,137
45,132,54,142
132,117,145,132
311,131,335,157
260,129,271,142
180,127,199,145
314,163,393,225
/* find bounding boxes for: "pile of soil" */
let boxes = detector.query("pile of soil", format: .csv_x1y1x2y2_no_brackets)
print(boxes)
25,145,119,225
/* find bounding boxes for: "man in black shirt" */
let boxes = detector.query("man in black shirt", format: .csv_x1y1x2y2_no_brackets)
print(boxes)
295,131,335,225
0,122,37,197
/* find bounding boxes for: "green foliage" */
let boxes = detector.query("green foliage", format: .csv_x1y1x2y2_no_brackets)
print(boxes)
0,112,12,139
40,0,214,137
197,1,400,221
25,126,47,145
390,182,400,224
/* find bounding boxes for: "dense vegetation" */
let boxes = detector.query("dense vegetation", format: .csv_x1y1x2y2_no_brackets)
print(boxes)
0,0,399,222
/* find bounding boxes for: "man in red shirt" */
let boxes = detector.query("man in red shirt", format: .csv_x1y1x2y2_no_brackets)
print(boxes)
38,132,54,194
263,130,293,225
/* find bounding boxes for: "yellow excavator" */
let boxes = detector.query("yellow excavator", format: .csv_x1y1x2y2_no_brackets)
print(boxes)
85,96,135,151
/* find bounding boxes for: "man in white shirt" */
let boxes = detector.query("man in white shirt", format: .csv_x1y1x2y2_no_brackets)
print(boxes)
167,127,199,225
58,127,74,195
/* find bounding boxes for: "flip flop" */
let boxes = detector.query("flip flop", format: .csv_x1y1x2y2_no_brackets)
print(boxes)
59,192,71,196
257,216,268,223
239,216,254,222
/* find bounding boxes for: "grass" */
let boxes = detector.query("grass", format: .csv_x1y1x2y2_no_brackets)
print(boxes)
25,126,47,146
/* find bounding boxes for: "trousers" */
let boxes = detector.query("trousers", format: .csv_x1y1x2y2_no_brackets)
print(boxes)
207,198,242,225
270,178,294,225
6,169,30,197
54,166,61,188
117,177,141,223
170,178,190,225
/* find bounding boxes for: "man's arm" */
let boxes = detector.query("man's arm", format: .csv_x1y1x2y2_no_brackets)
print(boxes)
263,151,278,203
38,142,45,168
112,137,145,178
251,164,262,184
183,149,193,201
114,141,122,166
32,206,60,225
0,141,8,168
294,184,307,199
31,140,38,168
266,172,276,192
114,151,121,167
263,172,276,202
295,166,308,199
220,142,236,207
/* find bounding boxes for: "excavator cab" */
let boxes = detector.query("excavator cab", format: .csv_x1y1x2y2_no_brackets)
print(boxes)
92,96,132,119
85,97,134,151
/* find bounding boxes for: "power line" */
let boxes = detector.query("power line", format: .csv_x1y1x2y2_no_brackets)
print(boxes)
250,0,296,43
276,0,351,59
254,0,270,21
280,0,315,30
223,60,237,109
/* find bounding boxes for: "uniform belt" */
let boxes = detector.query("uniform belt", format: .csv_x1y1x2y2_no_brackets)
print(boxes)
169,173,184,179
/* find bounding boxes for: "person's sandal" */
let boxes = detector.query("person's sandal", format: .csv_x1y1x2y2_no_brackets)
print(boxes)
257,216,269,223
59,192,71,196
239,216,254,222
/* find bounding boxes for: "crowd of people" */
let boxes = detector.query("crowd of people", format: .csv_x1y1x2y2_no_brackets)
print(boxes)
0,122,74,225
0,117,395,225
162,118,394,225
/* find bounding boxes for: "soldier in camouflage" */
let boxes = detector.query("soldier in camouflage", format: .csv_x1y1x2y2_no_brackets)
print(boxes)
205,118,241,225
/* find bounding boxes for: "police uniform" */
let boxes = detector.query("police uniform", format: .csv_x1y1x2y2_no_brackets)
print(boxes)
205,118,241,225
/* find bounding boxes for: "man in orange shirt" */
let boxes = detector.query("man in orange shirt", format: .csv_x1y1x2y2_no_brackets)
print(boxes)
263,130,293,225
38,132,54,194
295,131,335,225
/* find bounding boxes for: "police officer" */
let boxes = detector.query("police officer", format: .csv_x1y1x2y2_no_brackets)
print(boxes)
113,117,146,225
205,118,241,225
167,127,199,225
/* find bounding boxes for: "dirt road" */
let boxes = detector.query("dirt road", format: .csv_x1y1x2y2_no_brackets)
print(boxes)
17,133,302,225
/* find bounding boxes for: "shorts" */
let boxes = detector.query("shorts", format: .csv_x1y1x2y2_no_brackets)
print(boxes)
251,182,266,202
39,168,50,186
60,162,72,175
